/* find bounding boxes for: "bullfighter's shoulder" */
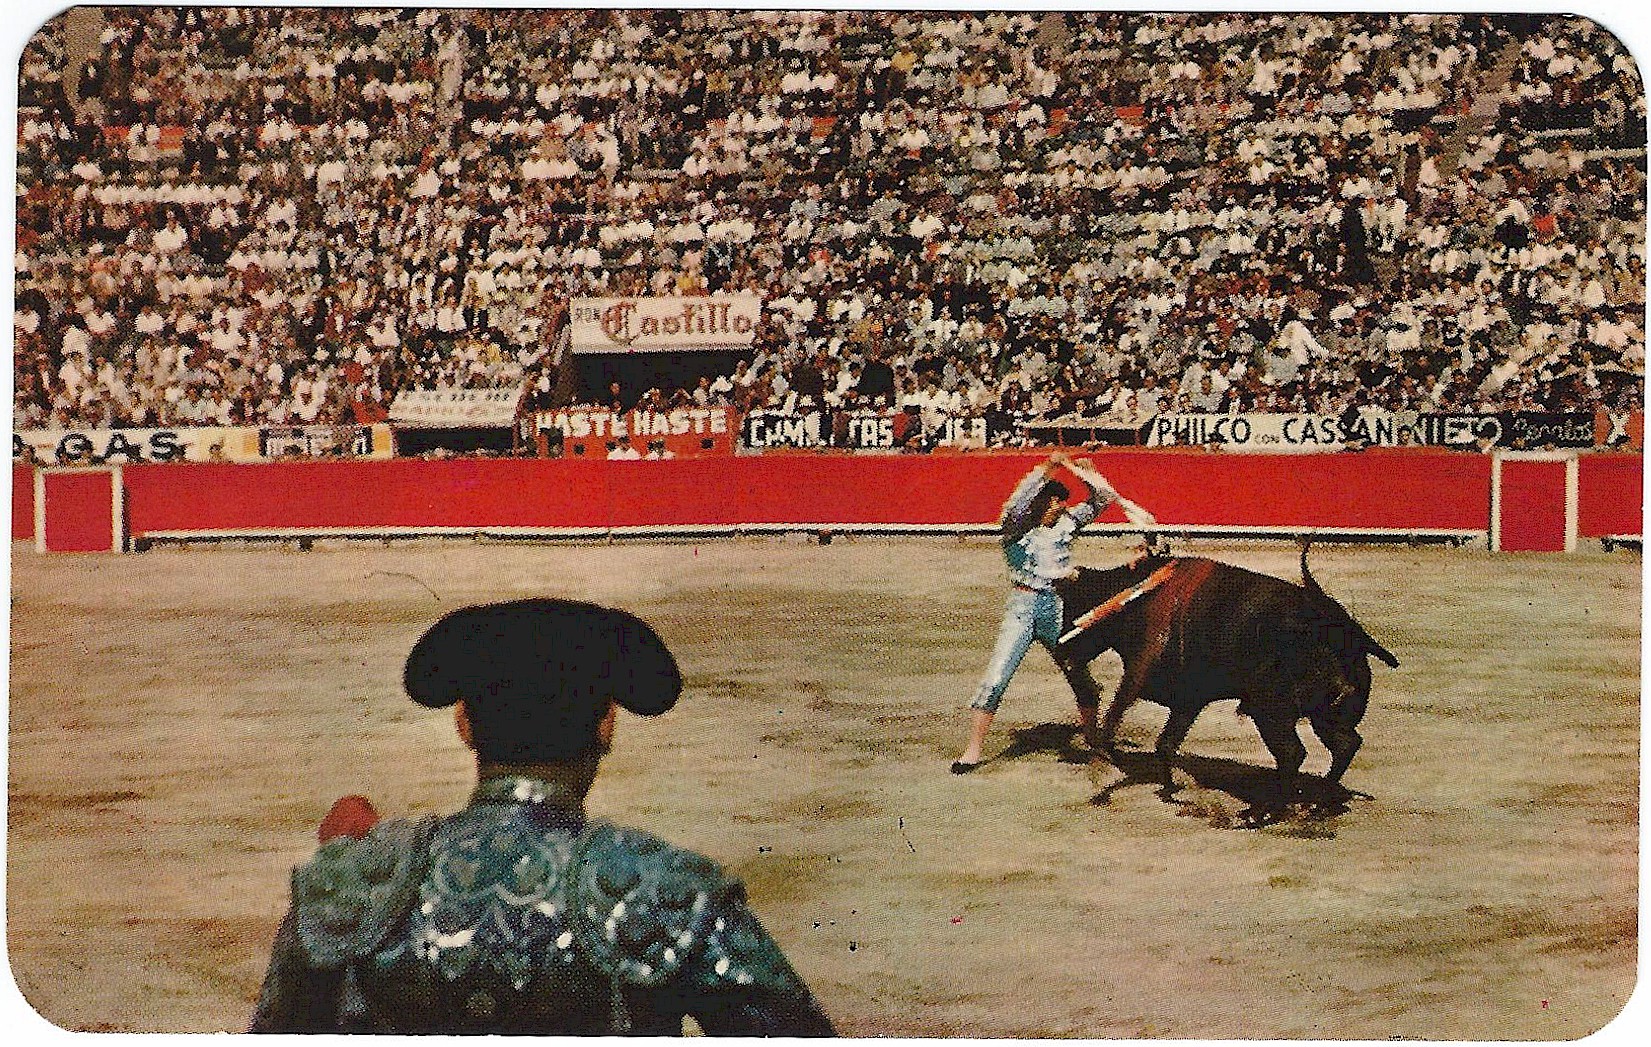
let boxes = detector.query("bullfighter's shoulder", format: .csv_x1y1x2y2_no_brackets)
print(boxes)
290,816,439,969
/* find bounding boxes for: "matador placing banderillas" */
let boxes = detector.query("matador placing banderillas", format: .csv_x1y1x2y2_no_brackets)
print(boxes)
952,452,1159,774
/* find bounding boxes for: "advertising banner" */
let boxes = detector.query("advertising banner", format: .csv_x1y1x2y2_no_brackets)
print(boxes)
1499,412,1599,449
570,296,762,353
935,416,994,449
1414,414,1503,448
390,387,525,428
1339,410,1426,447
1145,411,1451,451
1594,408,1644,450
833,411,902,450
1416,412,1596,450
1143,410,1604,451
537,407,736,457
260,425,390,460
742,410,827,449
749,410,997,451
14,427,251,465
15,425,393,465
1145,413,1350,452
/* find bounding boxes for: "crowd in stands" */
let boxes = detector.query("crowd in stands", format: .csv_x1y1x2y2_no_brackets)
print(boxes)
13,9,1647,445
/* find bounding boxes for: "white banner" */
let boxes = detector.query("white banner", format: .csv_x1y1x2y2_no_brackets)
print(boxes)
15,427,234,464
1144,411,1425,452
390,388,524,428
742,410,826,448
14,425,392,464
570,296,762,353
936,416,991,449
260,425,389,459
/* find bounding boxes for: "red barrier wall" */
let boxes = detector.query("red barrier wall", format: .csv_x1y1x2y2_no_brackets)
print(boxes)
40,469,119,552
13,464,34,540
1496,459,1570,552
1578,454,1644,538
124,460,617,533
117,450,1507,537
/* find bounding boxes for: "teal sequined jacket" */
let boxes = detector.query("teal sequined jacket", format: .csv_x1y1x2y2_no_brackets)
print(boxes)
250,776,834,1035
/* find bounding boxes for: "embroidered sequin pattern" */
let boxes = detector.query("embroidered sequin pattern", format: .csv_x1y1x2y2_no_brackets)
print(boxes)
404,779,801,1005
695,888,803,993
292,817,436,970
568,823,719,987
413,793,582,990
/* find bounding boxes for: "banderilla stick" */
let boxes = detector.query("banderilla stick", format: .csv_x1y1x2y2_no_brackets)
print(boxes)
1059,563,1178,644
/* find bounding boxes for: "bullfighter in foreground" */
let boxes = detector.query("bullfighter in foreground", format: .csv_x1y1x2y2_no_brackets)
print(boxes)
952,451,1156,773
251,599,835,1035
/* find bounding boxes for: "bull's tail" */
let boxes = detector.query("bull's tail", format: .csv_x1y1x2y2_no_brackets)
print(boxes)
1300,541,1400,669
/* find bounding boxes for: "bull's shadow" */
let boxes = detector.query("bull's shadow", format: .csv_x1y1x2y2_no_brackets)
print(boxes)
1003,723,1368,829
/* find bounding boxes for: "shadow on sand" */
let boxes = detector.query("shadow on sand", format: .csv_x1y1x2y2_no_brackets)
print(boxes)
1003,722,1371,831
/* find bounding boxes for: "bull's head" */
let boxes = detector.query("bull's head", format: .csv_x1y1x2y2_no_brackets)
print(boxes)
1055,557,1172,665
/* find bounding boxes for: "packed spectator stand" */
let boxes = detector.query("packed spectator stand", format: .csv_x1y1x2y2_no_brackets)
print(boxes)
12,9,1648,455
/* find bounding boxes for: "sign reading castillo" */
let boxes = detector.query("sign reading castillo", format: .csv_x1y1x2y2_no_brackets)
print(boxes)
570,296,763,353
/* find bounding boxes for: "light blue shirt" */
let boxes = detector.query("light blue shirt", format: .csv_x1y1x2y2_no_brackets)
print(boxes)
998,466,1107,591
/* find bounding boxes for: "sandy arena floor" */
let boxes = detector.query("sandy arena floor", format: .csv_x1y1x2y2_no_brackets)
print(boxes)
5,536,1641,1037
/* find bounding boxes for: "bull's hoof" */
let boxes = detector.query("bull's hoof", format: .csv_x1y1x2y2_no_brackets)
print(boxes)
1305,798,1351,820
1166,782,1242,826
1236,804,1288,829
1058,743,1102,765
1087,761,1129,790
1178,804,1235,829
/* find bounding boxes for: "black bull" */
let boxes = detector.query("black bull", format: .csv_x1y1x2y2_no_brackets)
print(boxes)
1049,548,1399,786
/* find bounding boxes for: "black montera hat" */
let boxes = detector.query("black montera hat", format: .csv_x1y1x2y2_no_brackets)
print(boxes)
403,599,682,762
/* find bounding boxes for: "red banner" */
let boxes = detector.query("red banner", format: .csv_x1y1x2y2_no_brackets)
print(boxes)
537,407,736,459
